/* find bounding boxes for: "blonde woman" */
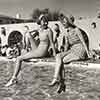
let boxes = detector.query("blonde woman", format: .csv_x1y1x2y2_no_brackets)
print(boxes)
49,15,89,93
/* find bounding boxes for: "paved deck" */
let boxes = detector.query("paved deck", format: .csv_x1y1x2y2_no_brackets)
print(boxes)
0,57,100,100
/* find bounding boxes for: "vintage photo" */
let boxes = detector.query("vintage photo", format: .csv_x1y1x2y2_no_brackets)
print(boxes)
0,0,100,100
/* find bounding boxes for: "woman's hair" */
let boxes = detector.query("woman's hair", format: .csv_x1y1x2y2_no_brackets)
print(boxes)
69,15,75,23
65,17,76,28
59,14,64,21
59,13,75,27
55,23,59,28
37,14,49,25
24,25,29,30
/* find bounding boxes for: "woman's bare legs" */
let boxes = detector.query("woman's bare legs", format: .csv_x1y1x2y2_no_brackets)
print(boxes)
5,33,38,87
14,51,39,77
50,52,80,93
5,50,41,87
14,32,39,77
24,32,38,51
49,53,66,93
49,54,64,86
24,34,30,50
52,52,80,82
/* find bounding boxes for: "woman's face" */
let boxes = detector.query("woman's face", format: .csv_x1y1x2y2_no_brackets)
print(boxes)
40,19,48,29
62,18,69,28
54,25,59,32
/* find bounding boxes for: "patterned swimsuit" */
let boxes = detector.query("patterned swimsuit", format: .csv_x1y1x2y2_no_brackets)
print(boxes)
65,28,88,59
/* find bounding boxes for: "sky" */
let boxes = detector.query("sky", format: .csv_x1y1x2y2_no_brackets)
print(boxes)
0,0,99,18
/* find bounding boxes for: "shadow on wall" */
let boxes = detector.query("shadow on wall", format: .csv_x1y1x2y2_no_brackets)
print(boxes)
8,31,23,47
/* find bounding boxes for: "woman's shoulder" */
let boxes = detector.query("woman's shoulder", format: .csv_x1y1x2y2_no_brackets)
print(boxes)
74,27,80,32
74,27,89,39
37,27,41,32
75,27,87,34
74,27,84,35
46,27,53,35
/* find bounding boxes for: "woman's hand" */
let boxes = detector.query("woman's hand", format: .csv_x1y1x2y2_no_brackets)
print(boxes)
87,51,92,59
53,52,56,57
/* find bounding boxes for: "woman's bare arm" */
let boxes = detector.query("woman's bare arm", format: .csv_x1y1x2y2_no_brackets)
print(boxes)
29,30,39,38
48,28,56,56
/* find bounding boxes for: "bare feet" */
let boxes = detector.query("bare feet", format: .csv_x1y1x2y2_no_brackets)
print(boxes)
5,77,17,87
56,82,66,94
48,78,59,87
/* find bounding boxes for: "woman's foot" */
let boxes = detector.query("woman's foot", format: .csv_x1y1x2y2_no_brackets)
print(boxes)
56,82,66,94
48,78,59,87
5,77,17,87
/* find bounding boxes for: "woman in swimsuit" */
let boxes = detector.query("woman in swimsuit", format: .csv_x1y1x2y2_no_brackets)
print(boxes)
5,14,56,87
49,15,90,93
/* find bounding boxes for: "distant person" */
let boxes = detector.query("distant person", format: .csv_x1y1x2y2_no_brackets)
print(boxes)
6,44,15,59
48,24,60,56
49,15,90,93
0,27,8,56
53,23,66,53
6,47,13,59
91,22,96,29
79,17,83,20
5,14,56,87
1,45,8,56
48,23,64,56
6,43,21,59
53,23,61,53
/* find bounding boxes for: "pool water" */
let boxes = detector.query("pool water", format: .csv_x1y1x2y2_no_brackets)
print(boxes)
0,61,100,100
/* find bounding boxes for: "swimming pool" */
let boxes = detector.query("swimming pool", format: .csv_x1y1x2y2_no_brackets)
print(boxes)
0,61,100,100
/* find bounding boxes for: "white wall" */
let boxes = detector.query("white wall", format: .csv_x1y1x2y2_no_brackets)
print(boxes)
0,19,100,50
75,18,100,49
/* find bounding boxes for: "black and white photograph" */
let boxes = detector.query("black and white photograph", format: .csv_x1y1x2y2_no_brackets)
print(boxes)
0,0,100,100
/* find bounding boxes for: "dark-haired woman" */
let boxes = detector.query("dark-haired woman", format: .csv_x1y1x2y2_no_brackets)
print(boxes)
5,14,56,87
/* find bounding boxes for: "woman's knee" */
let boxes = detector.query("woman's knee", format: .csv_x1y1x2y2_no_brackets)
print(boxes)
56,54,63,64
17,56,23,62
56,53,62,59
63,57,69,64
25,32,31,38
63,54,79,64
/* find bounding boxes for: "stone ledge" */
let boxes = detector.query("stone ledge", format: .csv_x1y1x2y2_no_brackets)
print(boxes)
0,56,100,70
